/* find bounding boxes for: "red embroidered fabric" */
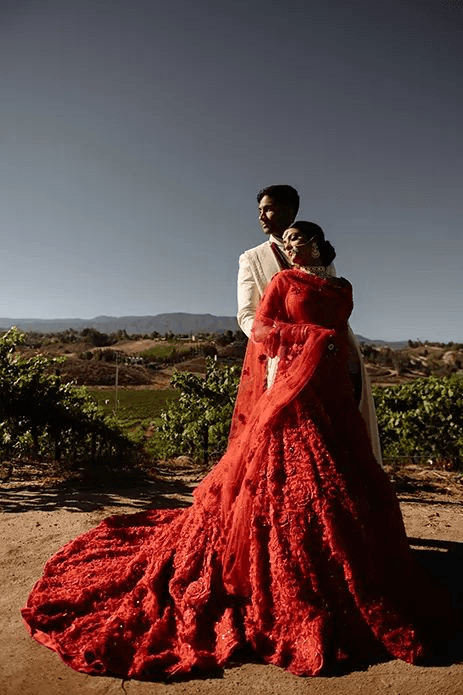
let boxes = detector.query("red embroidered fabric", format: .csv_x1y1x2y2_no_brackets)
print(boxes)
22,270,449,680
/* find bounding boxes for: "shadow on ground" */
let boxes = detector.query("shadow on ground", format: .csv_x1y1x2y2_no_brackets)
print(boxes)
0,462,198,514
410,537,463,662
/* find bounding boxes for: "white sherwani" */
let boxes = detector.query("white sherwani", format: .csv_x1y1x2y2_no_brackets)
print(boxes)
237,235,382,466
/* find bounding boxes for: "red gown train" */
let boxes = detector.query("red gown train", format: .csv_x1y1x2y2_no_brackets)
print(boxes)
22,270,449,679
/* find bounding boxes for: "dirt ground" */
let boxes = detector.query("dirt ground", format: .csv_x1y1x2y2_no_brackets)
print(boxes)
1,463,462,695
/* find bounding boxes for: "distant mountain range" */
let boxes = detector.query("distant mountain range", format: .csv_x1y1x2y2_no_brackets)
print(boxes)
0,314,409,348
356,335,408,350
0,313,240,336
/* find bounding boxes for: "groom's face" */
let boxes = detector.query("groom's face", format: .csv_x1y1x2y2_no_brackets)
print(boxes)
258,195,295,239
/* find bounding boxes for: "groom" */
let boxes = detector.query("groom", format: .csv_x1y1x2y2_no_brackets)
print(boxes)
236,184,382,465
237,185,301,337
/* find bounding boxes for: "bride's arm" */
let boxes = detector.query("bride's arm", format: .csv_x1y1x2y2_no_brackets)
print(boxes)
251,274,309,357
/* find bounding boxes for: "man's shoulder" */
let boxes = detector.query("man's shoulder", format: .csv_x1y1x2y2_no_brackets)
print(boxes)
240,239,272,260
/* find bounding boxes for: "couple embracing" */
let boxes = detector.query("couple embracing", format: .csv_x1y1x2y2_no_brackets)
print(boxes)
237,184,381,463
22,184,453,681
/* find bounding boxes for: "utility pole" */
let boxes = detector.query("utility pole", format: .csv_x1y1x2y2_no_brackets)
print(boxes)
114,351,119,415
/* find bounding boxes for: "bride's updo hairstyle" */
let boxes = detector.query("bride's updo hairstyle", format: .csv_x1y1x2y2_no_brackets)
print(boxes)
290,221,336,267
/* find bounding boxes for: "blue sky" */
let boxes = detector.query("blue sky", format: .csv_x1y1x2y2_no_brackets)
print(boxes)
0,0,462,341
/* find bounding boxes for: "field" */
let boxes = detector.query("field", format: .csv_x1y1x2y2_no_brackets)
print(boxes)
138,343,200,362
87,387,179,455
89,386,178,423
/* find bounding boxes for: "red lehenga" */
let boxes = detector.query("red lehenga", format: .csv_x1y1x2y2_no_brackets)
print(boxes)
22,270,448,679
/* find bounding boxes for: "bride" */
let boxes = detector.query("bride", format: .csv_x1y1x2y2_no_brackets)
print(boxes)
22,222,450,679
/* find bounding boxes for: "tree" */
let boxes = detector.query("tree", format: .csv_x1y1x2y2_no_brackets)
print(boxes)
81,328,115,347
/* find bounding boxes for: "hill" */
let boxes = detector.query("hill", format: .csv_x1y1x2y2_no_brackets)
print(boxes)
356,335,408,350
360,341,463,384
11,326,463,388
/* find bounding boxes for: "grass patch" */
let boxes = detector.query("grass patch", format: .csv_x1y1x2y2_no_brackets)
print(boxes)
88,388,179,455
139,342,196,362
89,387,178,422
89,387,180,457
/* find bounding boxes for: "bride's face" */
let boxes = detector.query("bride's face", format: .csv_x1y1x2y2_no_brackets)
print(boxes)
283,228,315,266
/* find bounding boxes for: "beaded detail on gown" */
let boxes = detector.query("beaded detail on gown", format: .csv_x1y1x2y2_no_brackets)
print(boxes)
22,270,448,679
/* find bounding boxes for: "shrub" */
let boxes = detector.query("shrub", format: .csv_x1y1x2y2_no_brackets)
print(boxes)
153,357,241,464
372,375,463,468
0,328,136,466
81,328,115,348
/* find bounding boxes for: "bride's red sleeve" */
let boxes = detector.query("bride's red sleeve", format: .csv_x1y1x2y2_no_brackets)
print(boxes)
227,275,285,442
228,273,321,443
251,274,310,357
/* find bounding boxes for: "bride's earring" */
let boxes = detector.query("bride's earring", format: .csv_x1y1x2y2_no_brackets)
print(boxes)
311,242,321,260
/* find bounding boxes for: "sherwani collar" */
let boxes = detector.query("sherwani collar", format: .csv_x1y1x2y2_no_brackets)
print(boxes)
268,235,290,270
268,234,285,248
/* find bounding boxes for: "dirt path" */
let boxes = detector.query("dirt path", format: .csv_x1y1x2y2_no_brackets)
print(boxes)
1,465,462,695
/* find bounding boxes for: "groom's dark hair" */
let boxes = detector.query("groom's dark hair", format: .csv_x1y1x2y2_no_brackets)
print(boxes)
257,185,300,216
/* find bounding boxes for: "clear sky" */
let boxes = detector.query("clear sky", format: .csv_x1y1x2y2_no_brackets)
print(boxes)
0,0,462,342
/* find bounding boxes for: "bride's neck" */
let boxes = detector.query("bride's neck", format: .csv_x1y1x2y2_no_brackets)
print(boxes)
294,264,330,278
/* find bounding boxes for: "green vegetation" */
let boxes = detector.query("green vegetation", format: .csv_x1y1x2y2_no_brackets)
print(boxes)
90,388,178,420
89,387,178,455
3,324,463,474
153,358,241,464
139,341,216,366
0,328,136,467
89,369,463,470
372,375,463,468
139,343,197,362
150,365,463,470
17,327,161,348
